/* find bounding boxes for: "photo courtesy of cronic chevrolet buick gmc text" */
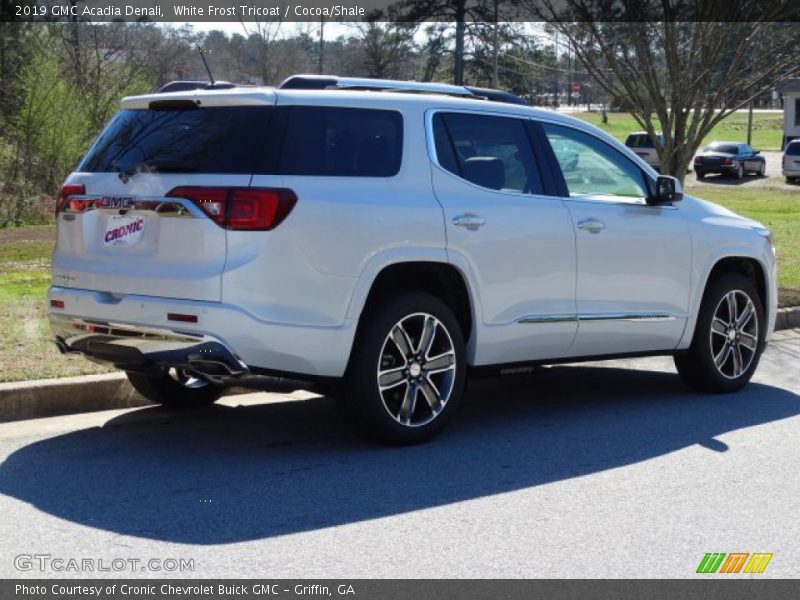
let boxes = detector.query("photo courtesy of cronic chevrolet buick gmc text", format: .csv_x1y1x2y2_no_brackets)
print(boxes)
49,76,777,444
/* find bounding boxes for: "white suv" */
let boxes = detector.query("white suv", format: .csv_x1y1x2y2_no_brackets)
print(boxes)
50,76,777,444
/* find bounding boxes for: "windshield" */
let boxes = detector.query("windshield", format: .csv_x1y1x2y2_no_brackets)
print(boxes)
786,142,800,156
79,106,274,174
625,134,654,149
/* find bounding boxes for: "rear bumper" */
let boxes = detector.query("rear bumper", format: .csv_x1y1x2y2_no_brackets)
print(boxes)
52,315,248,382
694,165,737,175
48,287,356,378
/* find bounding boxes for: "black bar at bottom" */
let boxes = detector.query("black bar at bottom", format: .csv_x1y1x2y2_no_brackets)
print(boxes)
2,579,796,600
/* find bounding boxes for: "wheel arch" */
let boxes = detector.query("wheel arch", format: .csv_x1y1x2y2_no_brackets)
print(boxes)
346,254,480,359
680,253,771,348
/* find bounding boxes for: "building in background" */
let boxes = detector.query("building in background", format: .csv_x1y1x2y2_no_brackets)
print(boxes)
780,79,800,149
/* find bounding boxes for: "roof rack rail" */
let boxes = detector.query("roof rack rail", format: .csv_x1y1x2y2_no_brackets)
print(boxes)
156,80,238,93
278,74,527,105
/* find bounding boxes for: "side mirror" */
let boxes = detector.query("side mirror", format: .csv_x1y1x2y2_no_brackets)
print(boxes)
650,175,683,205
753,149,760,155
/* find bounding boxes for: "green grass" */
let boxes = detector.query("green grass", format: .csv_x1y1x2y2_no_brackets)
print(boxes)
0,228,110,382
576,112,784,151
687,187,800,304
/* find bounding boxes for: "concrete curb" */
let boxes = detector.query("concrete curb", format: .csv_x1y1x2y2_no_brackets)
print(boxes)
0,373,149,422
775,306,800,331
0,373,306,423
0,308,797,423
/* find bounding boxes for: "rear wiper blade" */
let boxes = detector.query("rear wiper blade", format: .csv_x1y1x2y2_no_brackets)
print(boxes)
113,159,198,182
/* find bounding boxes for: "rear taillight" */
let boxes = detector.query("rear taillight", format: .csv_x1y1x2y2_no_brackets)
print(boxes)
57,183,85,215
166,187,297,231
721,158,733,166
694,157,701,164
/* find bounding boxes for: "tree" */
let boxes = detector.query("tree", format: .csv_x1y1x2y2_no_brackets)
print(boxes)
352,17,417,79
522,1,800,182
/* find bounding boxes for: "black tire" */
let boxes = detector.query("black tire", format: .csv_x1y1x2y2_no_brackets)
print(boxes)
735,164,744,180
126,369,222,408
340,291,467,445
787,177,796,184
695,169,705,179
758,161,766,177
674,272,765,393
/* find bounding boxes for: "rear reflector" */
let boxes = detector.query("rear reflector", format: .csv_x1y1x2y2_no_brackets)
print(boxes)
50,300,65,309
166,187,297,231
167,313,198,323
56,183,86,215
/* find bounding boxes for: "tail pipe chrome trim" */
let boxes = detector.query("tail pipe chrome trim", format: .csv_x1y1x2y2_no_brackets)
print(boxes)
50,315,248,383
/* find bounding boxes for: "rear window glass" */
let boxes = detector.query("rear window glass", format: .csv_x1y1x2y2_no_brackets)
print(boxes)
785,142,800,156
279,107,402,177
78,106,274,174
625,134,654,149
705,143,740,154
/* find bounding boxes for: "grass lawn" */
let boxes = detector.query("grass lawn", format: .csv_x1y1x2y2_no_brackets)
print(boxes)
0,226,110,383
686,186,800,306
575,111,784,151
0,197,797,382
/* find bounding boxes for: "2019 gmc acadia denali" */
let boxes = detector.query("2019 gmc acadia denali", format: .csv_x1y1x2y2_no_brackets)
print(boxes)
49,75,777,444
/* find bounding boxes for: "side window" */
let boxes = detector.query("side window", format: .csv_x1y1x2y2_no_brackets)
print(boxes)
280,107,402,177
432,112,542,194
542,123,649,202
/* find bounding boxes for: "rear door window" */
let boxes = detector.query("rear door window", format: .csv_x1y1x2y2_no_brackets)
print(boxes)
786,142,800,156
79,106,275,174
279,107,402,177
432,112,543,194
625,134,654,149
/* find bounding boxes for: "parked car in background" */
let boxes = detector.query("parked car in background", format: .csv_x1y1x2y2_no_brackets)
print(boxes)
694,142,766,180
782,139,800,183
624,131,664,171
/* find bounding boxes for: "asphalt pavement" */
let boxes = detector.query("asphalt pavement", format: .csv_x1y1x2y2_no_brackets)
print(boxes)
0,330,798,578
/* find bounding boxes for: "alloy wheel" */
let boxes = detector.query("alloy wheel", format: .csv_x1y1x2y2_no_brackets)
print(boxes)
709,290,758,380
376,313,457,427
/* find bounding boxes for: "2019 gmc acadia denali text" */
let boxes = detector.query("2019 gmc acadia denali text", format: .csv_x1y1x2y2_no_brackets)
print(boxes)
49,76,777,444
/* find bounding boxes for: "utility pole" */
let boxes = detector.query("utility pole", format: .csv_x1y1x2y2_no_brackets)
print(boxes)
492,0,499,88
554,31,559,107
317,18,325,74
747,101,754,146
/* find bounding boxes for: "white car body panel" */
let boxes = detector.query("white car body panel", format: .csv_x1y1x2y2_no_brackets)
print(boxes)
49,86,778,380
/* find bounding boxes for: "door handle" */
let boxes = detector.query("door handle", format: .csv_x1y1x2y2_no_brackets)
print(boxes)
577,218,606,233
453,213,486,231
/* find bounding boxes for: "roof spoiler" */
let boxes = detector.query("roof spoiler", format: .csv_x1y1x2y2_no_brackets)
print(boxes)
156,80,239,93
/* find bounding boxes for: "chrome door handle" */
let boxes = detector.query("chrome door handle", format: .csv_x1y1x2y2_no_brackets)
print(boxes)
453,213,486,231
577,218,606,233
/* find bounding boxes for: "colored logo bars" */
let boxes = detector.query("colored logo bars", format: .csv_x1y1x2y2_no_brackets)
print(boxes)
696,552,773,574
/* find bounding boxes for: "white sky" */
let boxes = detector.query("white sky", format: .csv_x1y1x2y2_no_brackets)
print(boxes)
172,21,370,40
